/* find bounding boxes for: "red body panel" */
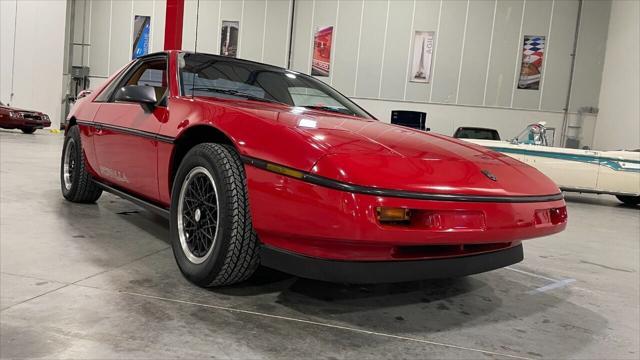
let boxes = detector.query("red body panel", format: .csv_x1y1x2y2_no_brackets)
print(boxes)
66,50,567,263
93,103,168,199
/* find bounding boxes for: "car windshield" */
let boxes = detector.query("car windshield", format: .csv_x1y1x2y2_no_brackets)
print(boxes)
514,124,550,146
455,128,500,140
178,53,371,119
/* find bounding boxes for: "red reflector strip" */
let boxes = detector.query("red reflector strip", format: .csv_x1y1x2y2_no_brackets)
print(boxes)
535,206,568,226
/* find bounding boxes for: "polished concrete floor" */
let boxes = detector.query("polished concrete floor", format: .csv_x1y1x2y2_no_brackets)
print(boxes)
1,129,638,359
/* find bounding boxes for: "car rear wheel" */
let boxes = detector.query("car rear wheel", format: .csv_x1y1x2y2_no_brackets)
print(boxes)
21,127,36,134
60,125,103,203
170,143,259,287
616,195,640,206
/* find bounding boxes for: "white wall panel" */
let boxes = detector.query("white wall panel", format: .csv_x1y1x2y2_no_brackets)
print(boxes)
0,0,18,104
539,0,579,111
354,0,388,98
429,0,467,104
109,0,134,74
484,0,524,107
89,0,111,77
0,0,67,128
594,0,640,150
262,0,292,67
194,0,222,54
330,0,363,97
569,0,611,112
290,0,313,73
182,0,198,51
457,0,495,106
378,0,413,100
152,0,167,53
240,0,267,62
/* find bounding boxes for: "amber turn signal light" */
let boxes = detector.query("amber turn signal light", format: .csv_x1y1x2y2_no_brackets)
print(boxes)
376,207,411,222
265,163,305,179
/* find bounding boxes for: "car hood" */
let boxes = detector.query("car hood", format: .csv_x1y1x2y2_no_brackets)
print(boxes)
296,120,559,197
194,99,560,197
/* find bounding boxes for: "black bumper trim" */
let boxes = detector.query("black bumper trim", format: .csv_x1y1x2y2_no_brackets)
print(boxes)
260,244,524,283
241,155,564,203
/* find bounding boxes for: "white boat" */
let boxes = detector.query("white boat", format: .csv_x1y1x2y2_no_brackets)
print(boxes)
462,123,640,205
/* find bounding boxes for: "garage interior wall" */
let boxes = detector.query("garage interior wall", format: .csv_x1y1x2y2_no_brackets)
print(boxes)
181,0,293,68
3,0,626,151
37,0,615,148
290,0,611,146
593,0,640,151
68,0,167,92
72,0,294,94
0,0,67,129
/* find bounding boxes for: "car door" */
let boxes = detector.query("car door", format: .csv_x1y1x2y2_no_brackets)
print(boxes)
92,56,169,201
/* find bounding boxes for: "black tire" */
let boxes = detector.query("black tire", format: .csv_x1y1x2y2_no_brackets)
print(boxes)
170,143,259,287
616,195,640,206
60,126,103,203
21,127,36,134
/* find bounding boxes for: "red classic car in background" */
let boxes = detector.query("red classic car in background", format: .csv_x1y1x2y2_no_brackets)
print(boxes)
61,51,567,287
0,101,51,134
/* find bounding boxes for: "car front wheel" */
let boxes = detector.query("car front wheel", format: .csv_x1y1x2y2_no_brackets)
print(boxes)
170,143,259,287
21,127,36,134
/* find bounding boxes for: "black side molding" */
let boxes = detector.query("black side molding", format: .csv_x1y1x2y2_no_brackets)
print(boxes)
76,120,174,144
94,181,170,219
241,155,564,203
260,244,524,284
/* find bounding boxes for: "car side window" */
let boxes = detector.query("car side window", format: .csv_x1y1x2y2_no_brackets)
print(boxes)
118,58,168,105
94,64,134,102
101,57,169,106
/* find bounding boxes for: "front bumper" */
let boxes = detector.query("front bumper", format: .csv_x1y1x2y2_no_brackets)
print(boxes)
245,165,566,262
260,243,524,283
0,118,50,129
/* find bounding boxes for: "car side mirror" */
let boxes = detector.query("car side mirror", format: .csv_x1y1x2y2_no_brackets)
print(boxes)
114,85,157,112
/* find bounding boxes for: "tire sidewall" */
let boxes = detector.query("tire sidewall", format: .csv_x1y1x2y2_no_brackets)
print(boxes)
170,145,234,286
60,127,81,198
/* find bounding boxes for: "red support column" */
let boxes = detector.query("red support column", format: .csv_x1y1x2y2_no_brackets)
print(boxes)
164,0,184,50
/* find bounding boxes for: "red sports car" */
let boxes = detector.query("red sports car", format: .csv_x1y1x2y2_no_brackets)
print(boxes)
0,101,51,134
61,51,567,287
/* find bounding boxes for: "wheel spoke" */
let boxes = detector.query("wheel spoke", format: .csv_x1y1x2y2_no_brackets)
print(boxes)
177,167,220,263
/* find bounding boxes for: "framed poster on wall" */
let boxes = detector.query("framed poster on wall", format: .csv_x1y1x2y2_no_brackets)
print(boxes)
132,15,151,59
410,31,434,83
311,26,333,77
518,35,545,90
221,21,239,57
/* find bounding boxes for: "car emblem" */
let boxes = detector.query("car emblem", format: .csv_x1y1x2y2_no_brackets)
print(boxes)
481,169,497,181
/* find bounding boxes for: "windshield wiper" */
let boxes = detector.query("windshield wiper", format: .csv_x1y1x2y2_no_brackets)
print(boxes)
190,87,289,106
302,105,356,116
